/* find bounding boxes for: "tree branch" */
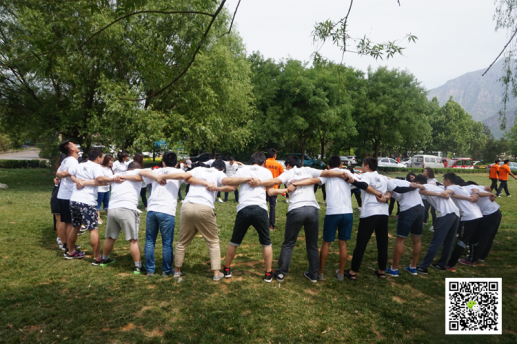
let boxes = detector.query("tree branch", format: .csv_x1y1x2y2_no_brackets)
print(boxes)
482,27,517,76
218,0,241,38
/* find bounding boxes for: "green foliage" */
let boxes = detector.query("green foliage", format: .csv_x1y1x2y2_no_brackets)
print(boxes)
36,136,60,160
377,167,488,174
0,160,49,168
0,134,11,152
504,120,517,157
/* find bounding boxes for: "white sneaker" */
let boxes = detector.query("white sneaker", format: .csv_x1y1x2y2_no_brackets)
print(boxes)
508,195,512,198
57,237,62,245
217,198,224,203
174,271,182,278
286,199,289,203
322,201,326,205
180,200,184,203
429,226,434,232
213,272,224,281
357,207,362,211
98,219,103,224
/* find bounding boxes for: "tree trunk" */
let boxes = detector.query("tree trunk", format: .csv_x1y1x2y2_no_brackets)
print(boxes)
320,138,325,162
374,141,379,159
300,141,305,166
212,147,217,159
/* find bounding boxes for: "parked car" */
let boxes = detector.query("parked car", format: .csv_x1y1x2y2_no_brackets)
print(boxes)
401,158,412,167
190,152,224,163
285,153,324,167
487,161,517,171
411,155,444,169
450,158,474,169
346,156,357,165
377,157,405,168
339,156,351,166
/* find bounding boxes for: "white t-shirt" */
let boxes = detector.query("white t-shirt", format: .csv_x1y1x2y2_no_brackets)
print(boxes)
234,165,273,213
446,185,483,221
359,171,388,218
277,167,322,212
463,185,500,216
109,170,142,210
69,161,104,206
142,167,184,216
318,168,357,215
387,179,424,212
98,166,114,193
226,162,241,177
205,159,215,166
184,167,226,208
113,160,130,174
422,184,460,218
57,156,79,200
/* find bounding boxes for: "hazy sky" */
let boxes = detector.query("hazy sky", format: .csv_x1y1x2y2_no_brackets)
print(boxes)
225,0,509,90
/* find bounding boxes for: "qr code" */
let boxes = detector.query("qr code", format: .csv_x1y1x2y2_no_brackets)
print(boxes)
446,278,502,335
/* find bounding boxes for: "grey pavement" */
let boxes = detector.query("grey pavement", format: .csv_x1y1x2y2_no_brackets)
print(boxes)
0,149,41,160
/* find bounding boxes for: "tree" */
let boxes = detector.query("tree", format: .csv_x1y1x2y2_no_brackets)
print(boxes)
505,121,517,158
353,66,430,158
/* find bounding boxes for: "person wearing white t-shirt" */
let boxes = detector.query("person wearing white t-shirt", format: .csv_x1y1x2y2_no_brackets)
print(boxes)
113,151,130,174
55,140,80,254
344,158,391,281
384,177,425,277
252,155,350,283
68,148,117,262
221,152,283,283
410,175,461,274
96,161,146,274
278,156,365,281
453,180,499,266
97,155,114,224
223,156,243,202
154,159,246,281
439,173,483,272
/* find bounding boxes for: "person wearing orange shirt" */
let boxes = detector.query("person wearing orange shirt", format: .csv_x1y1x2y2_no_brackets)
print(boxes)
264,148,284,230
489,159,500,192
496,159,517,197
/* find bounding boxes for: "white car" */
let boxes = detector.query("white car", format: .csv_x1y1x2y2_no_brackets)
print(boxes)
347,156,357,165
401,158,412,167
377,157,406,168
339,156,351,166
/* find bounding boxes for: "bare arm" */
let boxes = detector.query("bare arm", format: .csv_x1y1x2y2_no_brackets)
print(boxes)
221,177,251,186
320,170,345,178
214,185,238,192
268,187,288,196
289,177,321,187
117,174,143,182
56,170,70,179
254,177,283,187
186,177,213,187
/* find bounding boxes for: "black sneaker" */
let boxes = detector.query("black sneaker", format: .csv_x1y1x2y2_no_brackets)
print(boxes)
100,257,116,267
223,266,232,278
264,270,274,283
275,273,285,282
417,267,428,275
91,257,102,266
64,251,85,260
304,271,317,283
431,263,446,271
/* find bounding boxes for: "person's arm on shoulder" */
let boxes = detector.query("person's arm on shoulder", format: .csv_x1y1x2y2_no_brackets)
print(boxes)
268,186,288,196
221,177,251,185
56,170,70,179
319,169,346,178
252,177,283,187
289,177,321,187
118,174,143,182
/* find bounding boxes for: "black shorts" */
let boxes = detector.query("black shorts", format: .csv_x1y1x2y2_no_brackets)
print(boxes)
50,187,60,215
58,199,72,223
230,206,271,247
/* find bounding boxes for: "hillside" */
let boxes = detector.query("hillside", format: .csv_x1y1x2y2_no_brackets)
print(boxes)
427,59,515,138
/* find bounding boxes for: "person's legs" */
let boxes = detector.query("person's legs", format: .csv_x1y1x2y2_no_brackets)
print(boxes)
103,237,116,256
89,228,101,260
435,215,460,267
97,192,103,222
350,216,377,273
423,199,431,224
490,178,498,191
262,246,273,272
472,210,502,262
268,195,277,229
374,215,389,273
389,198,396,216
140,187,147,208
67,202,83,255
129,239,141,263
224,192,229,202
338,240,348,274
337,213,353,274
448,218,482,267
157,213,175,275
480,211,502,260
321,184,326,201
496,181,508,196
320,214,339,274
276,208,305,277
234,188,239,203
503,181,510,196
226,208,251,267
195,205,222,274
318,241,332,274
250,207,273,272
391,237,406,270
411,236,422,267
56,216,66,247
430,206,437,226
174,203,198,272
303,207,320,280
418,214,458,269
145,211,159,274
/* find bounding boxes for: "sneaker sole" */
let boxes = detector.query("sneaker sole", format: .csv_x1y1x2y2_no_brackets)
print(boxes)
386,273,399,277
134,271,142,275
65,255,84,260
304,274,317,283
100,261,116,267
224,274,232,279
264,278,273,283
417,270,428,275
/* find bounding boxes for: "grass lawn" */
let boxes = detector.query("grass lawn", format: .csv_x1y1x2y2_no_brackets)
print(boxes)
0,169,516,343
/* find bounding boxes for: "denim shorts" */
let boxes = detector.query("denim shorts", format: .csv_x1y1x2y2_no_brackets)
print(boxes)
323,213,353,242
396,205,424,238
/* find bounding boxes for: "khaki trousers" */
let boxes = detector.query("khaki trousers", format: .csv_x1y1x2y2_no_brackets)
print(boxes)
175,202,221,270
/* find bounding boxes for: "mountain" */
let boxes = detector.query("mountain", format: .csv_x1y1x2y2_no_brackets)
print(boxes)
427,59,516,138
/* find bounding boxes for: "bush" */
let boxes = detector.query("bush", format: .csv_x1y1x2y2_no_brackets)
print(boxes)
0,134,11,152
143,158,162,168
0,160,49,168
377,167,488,174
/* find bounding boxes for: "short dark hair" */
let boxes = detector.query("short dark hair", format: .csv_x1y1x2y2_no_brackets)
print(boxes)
328,155,341,168
443,172,457,184
229,156,235,161
285,154,301,168
414,174,427,184
88,147,103,161
455,176,465,185
504,159,510,164
117,151,129,162
406,172,416,182
128,161,141,170
495,159,500,164
162,152,177,167
212,159,226,172
268,148,277,158
424,167,435,179
250,152,266,166
59,140,72,155
465,181,479,186
362,157,378,171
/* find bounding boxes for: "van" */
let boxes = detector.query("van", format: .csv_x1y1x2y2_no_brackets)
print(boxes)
450,158,474,169
411,155,444,169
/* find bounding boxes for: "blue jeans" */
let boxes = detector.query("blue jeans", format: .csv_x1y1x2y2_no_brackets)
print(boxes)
97,191,110,210
145,211,175,274
418,213,459,269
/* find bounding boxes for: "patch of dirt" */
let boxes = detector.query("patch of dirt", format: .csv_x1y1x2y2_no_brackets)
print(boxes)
297,237,305,240
106,298,113,303
159,302,168,308
147,327,164,337
392,296,405,303
372,328,384,340
3,256,8,259
27,324,43,332
147,285,155,289
387,233,395,238
118,273,131,277
242,310,251,316
305,289,319,296
506,236,512,240
195,235,203,238
232,260,262,267
121,323,136,331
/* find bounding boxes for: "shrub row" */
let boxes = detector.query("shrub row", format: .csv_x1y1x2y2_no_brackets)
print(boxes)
377,167,487,174
0,159,49,169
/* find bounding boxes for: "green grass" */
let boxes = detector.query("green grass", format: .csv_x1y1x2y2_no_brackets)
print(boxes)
0,169,516,343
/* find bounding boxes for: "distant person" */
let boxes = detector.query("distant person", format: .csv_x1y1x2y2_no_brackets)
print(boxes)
51,153,67,246
113,151,130,174
489,159,500,192
133,153,148,209
423,168,438,230
496,160,517,197
264,148,285,230
97,155,114,224
224,156,243,202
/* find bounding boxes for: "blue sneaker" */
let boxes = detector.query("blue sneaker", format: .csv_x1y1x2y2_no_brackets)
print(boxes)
385,266,399,277
404,266,418,276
